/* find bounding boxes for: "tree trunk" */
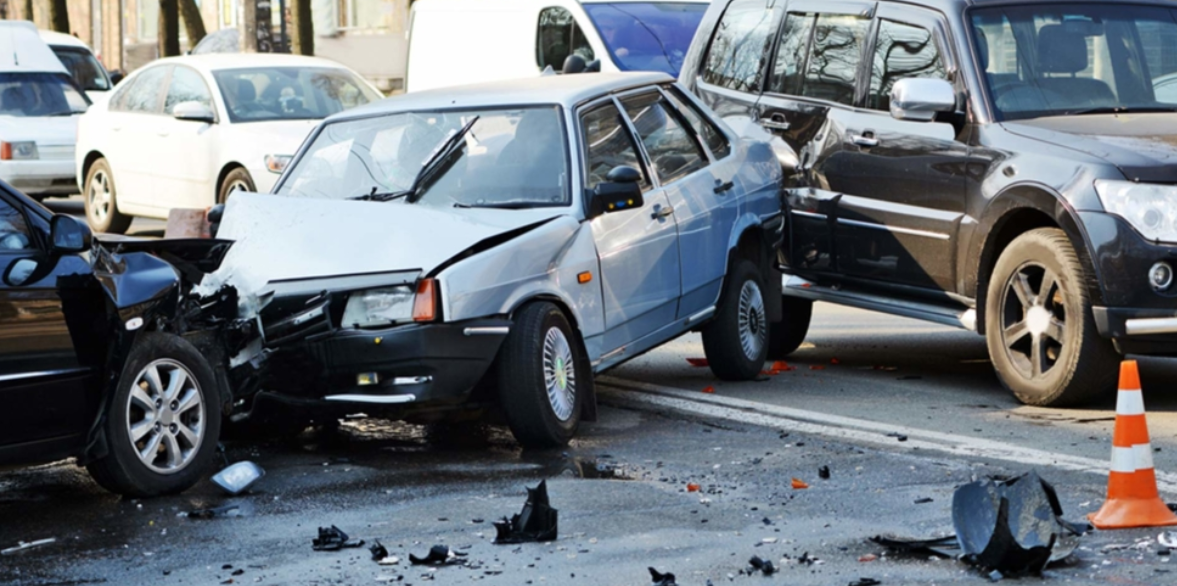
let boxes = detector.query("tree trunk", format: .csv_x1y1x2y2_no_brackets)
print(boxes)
22,0,33,22
159,0,180,57
290,0,314,56
177,0,206,50
47,0,70,33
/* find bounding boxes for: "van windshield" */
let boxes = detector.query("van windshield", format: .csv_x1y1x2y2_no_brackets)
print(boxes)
972,3,1177,120
0,73,89,117
583,2,707,75
50,46,111,92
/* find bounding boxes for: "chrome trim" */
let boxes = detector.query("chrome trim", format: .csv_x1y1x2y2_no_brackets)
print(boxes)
791,210,827,220
1125,317,1177,336
324,394,417,404
837,218,949,241
392,376,432,386
0,368,88,383
463,326,510,336
686,307,716,325
600,346,626,361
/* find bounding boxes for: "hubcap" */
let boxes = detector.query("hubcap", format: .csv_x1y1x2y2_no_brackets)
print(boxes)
125,359,205,475
737,280,767,361
88,170,111,225
999,263,1067,380
542,327,576,422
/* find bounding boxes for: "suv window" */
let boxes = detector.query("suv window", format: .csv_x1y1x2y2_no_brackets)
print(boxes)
701,0,778,92
621,92,707,184
664,86,732,160
868,19,947,111
164,66,213,114
0,198,30,251
771,13,817,95
581,101,651,192
537,7,595,71
801,14,870,105
119,65,169,114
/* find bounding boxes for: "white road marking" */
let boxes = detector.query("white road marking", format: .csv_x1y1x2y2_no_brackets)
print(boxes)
596,375,1177,495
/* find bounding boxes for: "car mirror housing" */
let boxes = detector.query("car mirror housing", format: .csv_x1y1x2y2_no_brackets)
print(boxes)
890,78,956,122
173,101,216,123
50,214,92,254
588,166,645,219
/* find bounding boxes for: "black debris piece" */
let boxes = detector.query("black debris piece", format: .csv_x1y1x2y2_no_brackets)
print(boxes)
819,466,831,480
186,504,240,519
748,555,776,576
370,540,388,562
885,432,909,442
493,480,558,544
649,567,678,585
914,497,934,504
870,535,960,559
410,544,464,566
311,525,364,551
798,552,818,565
849,579,882,586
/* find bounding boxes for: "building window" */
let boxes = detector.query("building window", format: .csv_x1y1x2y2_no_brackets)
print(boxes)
337,0,404,31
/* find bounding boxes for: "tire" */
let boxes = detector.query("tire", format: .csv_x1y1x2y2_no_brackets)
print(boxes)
703,259,770,380
83,158,132,234
984,228,1120,406
767,296,813,359
86,333,223,497
218,167,255,204
497,302,587,448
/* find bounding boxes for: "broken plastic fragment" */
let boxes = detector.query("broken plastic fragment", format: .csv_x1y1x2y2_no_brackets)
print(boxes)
687,483,700,492
871,535,959,558
848,579,881,586
1161,531,1177,549
686,358,708,367
649,567,678,585
858,553,878,562
791,478,809,490
493,480,558,544
748,555,776,576
370,540,388,562
701,386,715,394
186,504,240,519
212,461,265,495
0,538,55,556
809,365,826,370
312,525,364,551
914,497,934,504
410,545,461,565
771,361,795,372
819,466,831,480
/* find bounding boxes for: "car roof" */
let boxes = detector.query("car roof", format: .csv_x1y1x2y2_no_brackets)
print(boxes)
38,29,92,50
146,52,354,73
331,71,674,121
0,22,68,73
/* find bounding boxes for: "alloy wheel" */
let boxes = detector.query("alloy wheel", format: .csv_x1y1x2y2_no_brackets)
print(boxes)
542,327,576,422
999,262,1067,380
125,359,206,475
737,280,767,361
88,170,112,225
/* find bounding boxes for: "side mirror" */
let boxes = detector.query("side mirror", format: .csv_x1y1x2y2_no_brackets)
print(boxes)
173,101,215,123
588,166,644,218
890,78,956,122
108,70,125,85
50,214,92,253
563,54,587,74
3,258,39,286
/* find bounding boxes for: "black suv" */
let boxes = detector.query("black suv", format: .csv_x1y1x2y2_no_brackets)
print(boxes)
684,0,1177,405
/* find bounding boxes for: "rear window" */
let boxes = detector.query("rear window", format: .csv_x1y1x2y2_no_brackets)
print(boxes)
700,0,779,92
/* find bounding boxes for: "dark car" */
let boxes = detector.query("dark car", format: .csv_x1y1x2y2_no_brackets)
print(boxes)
684,0,1177,406
0,182,237,496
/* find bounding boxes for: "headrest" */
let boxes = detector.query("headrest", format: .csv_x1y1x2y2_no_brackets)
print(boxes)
1038,25,1088,74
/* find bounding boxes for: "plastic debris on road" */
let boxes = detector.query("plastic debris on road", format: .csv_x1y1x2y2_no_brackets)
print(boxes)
370,540,389,562
819,466,831,480
211,461,265,495
848,579,882,586
687,483,700,492
748,555,776,576
311,525,364,551
186,504,240,519
791,478,809,490
649,567,678,585
686,358,708,367
1161,531,1177,549
409,544,464,565
701,386,715,394
493,480,558,544
1,538,55,555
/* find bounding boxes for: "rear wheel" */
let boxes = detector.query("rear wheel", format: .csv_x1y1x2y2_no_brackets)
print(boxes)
497,302,586,448
703,259,769,380
218,167,255,204
84,158,132,234
767,296,813,359
985,228,1119,406
87,333,222,497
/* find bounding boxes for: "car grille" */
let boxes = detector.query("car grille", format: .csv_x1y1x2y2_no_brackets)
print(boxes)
37,145,74,160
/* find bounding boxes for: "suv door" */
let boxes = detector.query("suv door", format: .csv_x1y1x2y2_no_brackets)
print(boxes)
831,4,969,291
758,1,874,273
0,192,91,451
580,98,682,357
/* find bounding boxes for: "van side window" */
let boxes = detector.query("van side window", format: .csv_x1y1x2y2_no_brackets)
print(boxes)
537,7,595,71
621,92,707,184
701,0,778,92
868,20,947,111
800,14,870,105
581,102,650,192
664,86,732,160
771,13,816,95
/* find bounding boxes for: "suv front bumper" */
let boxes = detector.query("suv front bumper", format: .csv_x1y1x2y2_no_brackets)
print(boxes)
1093,307,1177,354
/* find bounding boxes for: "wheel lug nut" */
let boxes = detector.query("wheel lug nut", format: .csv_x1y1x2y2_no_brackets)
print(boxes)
169,424,178,433
170,401,178,410
153,423,161,431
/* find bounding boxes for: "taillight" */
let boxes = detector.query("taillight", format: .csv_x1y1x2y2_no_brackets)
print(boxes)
412,278,438,322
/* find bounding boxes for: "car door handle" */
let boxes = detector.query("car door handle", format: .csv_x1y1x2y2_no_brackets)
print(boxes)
713,180,734,194
850,131,879,148
758,114,790,131
651,204,674,219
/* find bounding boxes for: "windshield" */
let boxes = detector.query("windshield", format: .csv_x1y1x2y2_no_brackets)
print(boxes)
212,67,382,123
972,3,1177,120
277,106,571,209
583,2,707,75
0,73,89,117
50,46,111,92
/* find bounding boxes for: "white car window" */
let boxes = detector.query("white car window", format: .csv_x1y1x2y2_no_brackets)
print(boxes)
165,66,213,114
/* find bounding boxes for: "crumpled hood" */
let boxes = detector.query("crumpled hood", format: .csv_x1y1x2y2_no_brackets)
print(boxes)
198,192,566,301
1004,114,1177,182
0,114,77,145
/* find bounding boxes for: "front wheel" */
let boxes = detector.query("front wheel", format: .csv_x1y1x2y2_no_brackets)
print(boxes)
86,333,223,497
218,167,255,204
497,302,587,448
984,228,1119,406
703,259,769,381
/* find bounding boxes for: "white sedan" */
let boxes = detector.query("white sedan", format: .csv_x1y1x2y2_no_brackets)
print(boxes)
75,53,383,233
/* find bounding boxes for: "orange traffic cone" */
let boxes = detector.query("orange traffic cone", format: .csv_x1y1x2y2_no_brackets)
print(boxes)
1088,360,1177,529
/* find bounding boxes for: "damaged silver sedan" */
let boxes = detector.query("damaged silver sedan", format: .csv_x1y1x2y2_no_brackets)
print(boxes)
206,72,783,447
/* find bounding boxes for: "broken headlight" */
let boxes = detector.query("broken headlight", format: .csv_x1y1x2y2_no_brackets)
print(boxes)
342,286,415,328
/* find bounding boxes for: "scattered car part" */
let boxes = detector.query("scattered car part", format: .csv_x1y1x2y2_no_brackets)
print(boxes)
186,504,241,519
848,579,882,586
649,567,678,586
370,540,389,562
819,466,830,480
211,461,265,495
1,538,55,556
748,555,776,576
312,526,364,551
870,535,959,559
494,480,558,544
409,545,463,565
1161,531,1177,549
